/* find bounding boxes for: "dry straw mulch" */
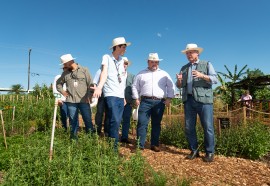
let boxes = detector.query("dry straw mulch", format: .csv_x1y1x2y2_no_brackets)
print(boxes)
120,143,270,186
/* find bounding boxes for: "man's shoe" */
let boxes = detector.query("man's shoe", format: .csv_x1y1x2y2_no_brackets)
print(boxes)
151,146,160,152
120,138,132,144
203,153,214,162
186,151,200,160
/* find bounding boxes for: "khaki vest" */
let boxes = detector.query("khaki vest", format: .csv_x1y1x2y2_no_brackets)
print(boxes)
180,61,213,104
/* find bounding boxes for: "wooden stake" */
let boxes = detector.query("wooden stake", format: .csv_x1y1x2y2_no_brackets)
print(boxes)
0,110,8,149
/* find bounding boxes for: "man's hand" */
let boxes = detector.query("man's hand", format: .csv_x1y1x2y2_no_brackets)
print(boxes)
91,86,102,98
57,100,63,106
62,91,69,98
164,98,171,107
135,99,140,107
192,70,204,79
176,73,183,81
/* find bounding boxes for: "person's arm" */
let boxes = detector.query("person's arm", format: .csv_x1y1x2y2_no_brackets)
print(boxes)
56,73,68,97
132,74,141,107
176,71,183,88
165,73,175,106
203,62,218,84
93,65,108,98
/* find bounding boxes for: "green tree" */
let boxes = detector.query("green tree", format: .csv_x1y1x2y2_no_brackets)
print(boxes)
217,64,248,107
9,84,24,94
31,83,53,98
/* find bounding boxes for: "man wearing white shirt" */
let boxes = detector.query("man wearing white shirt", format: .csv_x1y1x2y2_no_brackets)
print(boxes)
92,37,131,150
132,53,174,152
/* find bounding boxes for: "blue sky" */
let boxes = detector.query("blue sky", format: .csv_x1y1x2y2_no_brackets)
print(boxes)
1,0,270,91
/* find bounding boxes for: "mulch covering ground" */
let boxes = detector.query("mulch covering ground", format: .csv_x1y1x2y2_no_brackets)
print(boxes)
120,141,270,186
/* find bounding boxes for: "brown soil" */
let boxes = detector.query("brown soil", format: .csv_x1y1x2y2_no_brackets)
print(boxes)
119,141,270,186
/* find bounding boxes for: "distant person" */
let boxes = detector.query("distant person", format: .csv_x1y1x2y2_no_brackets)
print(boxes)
238,90,252,117
239,90,252,107
132,53,174,152
56,54,95,140
176,43,218,162
120,57,135,144
92,37,131,150
93,68,109,136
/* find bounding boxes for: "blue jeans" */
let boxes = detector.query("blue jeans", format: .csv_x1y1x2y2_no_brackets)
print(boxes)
184,95,215,153
137,99,165,148
60,102,68,130
95,93,109,134
67,102,94,139
105,96,124,148
121,103,132,140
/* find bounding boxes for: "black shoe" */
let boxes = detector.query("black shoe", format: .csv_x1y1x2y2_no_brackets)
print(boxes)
120,138,131,144
186,151,200,160
203,153,214,162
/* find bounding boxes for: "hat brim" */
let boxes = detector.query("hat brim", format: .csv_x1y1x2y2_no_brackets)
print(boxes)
181,48,203,54
109,42,131,49
59,58,76,65
147,59,163,61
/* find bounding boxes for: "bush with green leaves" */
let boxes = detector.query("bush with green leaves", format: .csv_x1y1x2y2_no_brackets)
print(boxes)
160,121,270,160
216,121,270,159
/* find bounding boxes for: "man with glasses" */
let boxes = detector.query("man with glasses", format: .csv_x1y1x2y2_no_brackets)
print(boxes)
132,53,174,152
176,44,218,162
56,54,95,140
92,37,131,150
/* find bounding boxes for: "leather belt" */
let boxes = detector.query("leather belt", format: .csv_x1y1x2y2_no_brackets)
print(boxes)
141,96,163,100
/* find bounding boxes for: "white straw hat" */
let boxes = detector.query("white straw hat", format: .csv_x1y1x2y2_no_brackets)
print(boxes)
109,37,131,49
59,54,75,65
147,53,163,61
122,57,132,66
181,43,203,54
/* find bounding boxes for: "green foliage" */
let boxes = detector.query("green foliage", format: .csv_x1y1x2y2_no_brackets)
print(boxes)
8,84,24,95
31,83,53,99
254,86,270,100
216,122,270,159
0,132,169,185
160,121,270,160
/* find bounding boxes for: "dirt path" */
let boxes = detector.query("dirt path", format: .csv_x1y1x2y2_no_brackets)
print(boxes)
120,143,270,186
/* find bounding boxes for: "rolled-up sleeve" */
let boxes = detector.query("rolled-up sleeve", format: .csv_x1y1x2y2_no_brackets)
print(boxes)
166,73,175,98
207,62,218,85
132,74,140,99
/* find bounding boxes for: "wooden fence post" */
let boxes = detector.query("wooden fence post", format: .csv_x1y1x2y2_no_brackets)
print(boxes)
243,106,247,127
0,110,8,149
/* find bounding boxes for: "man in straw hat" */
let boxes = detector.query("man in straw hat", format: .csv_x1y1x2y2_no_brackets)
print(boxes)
92,37,131,150
176,43,218,162
132,53,174,152
120,57,135,144
56,54,95,140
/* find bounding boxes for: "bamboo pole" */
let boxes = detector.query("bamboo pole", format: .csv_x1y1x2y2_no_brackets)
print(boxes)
0,110,8,149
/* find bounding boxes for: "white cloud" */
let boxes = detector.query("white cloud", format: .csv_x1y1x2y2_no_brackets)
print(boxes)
157,33,162,37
